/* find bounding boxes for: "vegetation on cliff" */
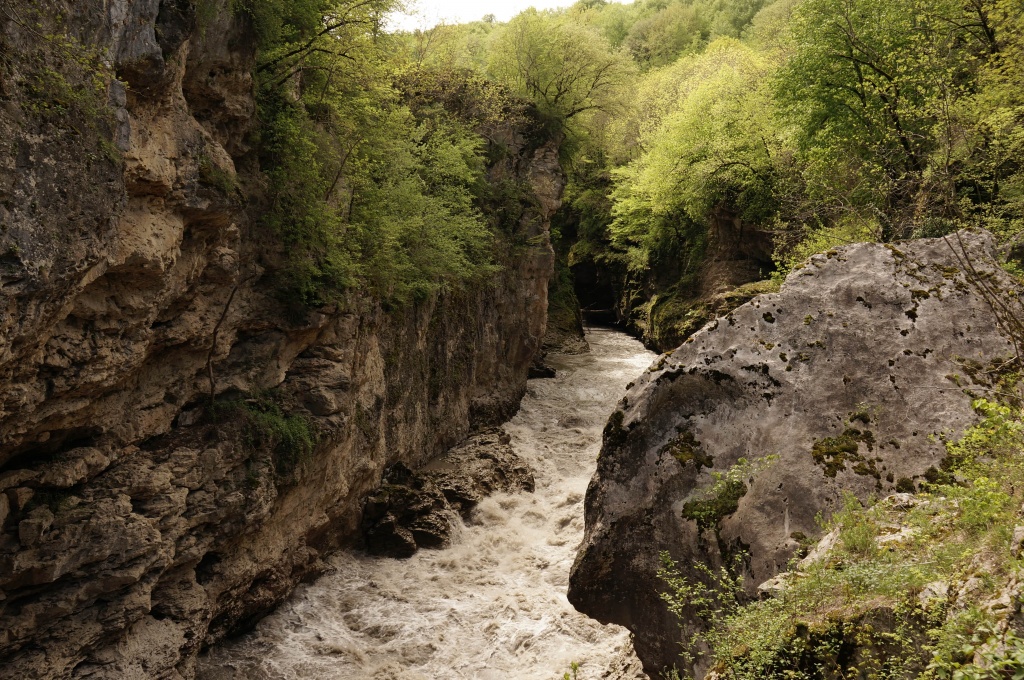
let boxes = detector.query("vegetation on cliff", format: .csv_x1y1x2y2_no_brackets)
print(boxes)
235,0,506,305
232,0,1023,339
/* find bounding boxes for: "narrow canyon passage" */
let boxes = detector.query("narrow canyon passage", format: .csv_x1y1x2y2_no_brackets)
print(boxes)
198,328,656,680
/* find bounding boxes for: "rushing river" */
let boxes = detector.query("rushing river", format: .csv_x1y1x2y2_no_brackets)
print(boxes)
198,328,655,680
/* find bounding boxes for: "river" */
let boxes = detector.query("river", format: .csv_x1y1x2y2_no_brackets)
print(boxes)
198,328,655,680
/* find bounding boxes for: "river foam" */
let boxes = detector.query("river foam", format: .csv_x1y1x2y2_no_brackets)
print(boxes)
198,328,656,679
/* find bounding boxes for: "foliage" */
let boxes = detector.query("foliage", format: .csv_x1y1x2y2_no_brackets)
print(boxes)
570,0,779,69
214,393,318,479
833,492,879,557
608,40,784,274
773,0,1024,242
1,4,122,164
233,0,339,49
680,455,778,530
927,624,1024,680
501,0,1024,350
546,0,1024,352
658,399,1024,679
956,1,1024,242
658,550,746,670
772,218,880,283
486,10,633,135
245,0,507,306
778,0,957,217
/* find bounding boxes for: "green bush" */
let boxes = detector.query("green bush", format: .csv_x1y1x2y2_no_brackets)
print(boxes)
834,492,878,558
658,398,1024,679
245,401,317,477
212,393,318,479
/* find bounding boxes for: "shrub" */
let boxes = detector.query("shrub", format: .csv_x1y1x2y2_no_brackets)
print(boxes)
659,399,1024,680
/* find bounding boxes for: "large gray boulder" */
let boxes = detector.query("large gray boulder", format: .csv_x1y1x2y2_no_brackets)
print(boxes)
568,230,1021,677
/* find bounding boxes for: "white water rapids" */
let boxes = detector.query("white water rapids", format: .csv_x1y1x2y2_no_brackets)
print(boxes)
199,328,655,680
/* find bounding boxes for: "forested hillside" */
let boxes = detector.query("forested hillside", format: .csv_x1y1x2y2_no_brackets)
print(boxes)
387,0,1024,348
243,0,1024,349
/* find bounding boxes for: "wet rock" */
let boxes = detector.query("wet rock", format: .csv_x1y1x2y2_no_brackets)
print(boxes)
362,429,535,557
363,476,457,557
423,428,536,506
569,230,1021,676
529,362,557,379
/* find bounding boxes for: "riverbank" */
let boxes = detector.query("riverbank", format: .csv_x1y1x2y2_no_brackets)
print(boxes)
198,328,655,679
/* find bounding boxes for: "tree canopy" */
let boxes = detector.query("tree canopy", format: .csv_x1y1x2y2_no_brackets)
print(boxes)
242,0,1024,313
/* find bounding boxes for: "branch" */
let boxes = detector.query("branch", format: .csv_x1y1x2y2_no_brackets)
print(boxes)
256,0,378,74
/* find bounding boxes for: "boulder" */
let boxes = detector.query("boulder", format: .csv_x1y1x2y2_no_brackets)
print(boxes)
362,429,535,557
568,230,1021,676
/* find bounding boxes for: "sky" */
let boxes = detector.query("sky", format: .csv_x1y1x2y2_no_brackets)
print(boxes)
386,0,578,31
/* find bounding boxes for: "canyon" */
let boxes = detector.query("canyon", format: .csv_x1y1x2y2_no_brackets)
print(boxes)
3,0,1024,678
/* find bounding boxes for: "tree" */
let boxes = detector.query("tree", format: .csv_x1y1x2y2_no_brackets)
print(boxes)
938,0,1024,239
486,11,633,130
775,0,980,237
247,0,501,305
609,40,786,268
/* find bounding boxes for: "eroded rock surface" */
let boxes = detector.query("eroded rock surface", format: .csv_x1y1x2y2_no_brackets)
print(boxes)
0,1,561,677
569,230,1020,677
362,428,535,557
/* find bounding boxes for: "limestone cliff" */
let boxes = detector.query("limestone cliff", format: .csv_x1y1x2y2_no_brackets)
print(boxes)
569,231,1020,676
0,2,561,677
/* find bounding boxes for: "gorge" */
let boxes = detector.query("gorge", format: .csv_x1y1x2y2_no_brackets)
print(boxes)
197,328,653,680
4,0,1024,678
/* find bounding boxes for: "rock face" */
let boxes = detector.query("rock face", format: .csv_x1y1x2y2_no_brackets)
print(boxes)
362,428,535,557
568,231,1020,677
575,205,775,353
0,2,560,678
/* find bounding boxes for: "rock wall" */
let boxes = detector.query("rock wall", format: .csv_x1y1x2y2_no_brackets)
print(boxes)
573,205,775,353
0,2,560,677
568,231,1019,677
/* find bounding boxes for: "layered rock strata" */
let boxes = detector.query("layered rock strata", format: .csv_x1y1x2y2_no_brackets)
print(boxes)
569,230,1020,676
0,1,561,677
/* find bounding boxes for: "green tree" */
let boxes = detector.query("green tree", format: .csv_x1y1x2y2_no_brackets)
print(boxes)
486,10,633,132
608,39,786,269
775,0,981,238
939,0,1024,240
248,0,501,305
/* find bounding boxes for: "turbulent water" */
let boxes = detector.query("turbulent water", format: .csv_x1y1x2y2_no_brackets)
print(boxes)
199,328,656,680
